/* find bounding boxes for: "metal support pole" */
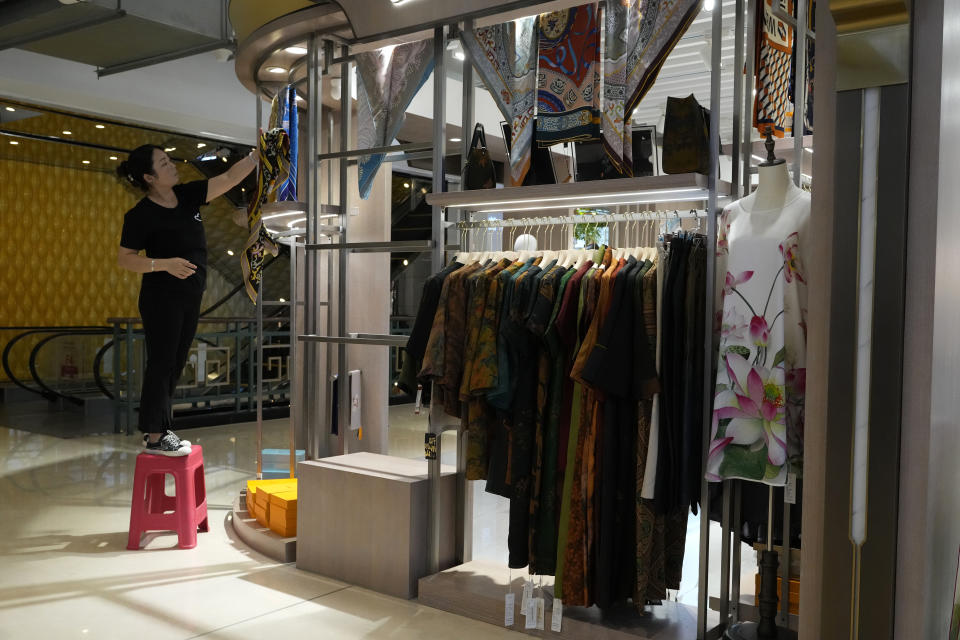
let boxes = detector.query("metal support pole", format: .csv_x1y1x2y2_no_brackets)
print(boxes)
305,34,320,461
427,24,448,576
720,481,732,630
743,0,757,197
126,322,134,435
698,2,722,637
456,19,475,566
337,44,351,456
289,235,298,478
731,480,743,622
792,0,809,186
732,0,746,198
235,321,242,415
112,322,120,433
255,85,264,480
779,489,792,626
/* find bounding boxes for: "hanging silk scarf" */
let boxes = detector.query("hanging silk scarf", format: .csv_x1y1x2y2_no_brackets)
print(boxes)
356,40,434,200
536,4,601,146
242,128,289,303
603,0,702,173
754,0,795,137
460,17,538,186
266,86,298,201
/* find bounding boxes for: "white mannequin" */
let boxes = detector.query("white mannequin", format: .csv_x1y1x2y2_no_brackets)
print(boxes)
514,233,538,252
740,160,804,213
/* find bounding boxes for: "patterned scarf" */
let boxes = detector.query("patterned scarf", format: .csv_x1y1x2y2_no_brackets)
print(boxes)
460,17,538,186
356,40,434,200
755,0,795,137
536,4,602,146
268,85,299,201
603,0,702,174
242,128,289,303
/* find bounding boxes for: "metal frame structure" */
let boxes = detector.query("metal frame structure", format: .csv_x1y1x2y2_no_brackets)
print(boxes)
235,0,818,636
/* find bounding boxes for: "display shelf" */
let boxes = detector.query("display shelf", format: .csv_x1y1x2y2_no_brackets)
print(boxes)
425,173,730,213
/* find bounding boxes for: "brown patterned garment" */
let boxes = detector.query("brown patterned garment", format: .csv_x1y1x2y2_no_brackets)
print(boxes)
436,261,484,418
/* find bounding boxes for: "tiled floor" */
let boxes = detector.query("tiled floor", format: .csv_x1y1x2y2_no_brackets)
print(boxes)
0,403,758,639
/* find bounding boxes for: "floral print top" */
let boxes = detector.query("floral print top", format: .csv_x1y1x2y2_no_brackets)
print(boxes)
707,193,810,486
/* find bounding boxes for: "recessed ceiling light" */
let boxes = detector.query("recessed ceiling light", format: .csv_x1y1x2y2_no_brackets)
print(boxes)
62,130,72,135
285,46,308,55
226,249,235,256
109,155,118,160
402,259,409,266
95,124,105,129
164,147,176,152
222,157,228,163
450,137,462,142
279,297,286,303
82,160,90,164
197,142,206,148
9,140,18,145
403,182,410,188
4,107,14,112
267,66,286,74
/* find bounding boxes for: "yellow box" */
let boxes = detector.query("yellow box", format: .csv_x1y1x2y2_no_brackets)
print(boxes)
754,575,800,615
246,478,296,513
268,489,298,537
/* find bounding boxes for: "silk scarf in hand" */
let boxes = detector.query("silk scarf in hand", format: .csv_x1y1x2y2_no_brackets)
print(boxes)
269,85,299,201
356,40,434,199
242,128,289,303
460,16,538,186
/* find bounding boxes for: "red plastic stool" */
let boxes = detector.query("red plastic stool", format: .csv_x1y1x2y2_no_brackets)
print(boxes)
127,445,208,550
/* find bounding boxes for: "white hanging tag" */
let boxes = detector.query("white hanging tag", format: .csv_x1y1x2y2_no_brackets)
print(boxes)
504,593,515,627
521,580,533,613
785,472,797,505
414,385,423,415
524,598,538,629
551,598,563,632
535,598,545,630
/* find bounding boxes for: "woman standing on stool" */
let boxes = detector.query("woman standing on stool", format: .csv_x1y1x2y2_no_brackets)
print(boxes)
117,145,256,455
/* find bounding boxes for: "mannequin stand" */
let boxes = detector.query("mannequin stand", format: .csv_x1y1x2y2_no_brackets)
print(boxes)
724,486,797,640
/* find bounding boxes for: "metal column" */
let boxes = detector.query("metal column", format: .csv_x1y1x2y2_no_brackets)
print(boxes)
698,1,723,637
792,0,809,186
742,0,757,197
304,34,320,461
732,0,746,199
427,23,448,575
337,44,351,455
255,85,264,480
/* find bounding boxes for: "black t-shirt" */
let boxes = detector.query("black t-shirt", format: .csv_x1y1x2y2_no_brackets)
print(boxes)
120,180,209,294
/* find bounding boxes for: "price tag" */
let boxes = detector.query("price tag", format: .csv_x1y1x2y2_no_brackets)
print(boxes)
521,580,533,613
414,385,423,415
504,593,515,627
535,598,545,630
551,599,563,632
785,472,797,505
524,598,537,629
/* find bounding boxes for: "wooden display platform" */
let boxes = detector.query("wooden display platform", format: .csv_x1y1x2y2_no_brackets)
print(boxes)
418,560,703,639
230,495,297,563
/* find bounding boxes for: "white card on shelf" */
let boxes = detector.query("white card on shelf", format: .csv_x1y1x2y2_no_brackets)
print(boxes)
504,593,515,627
551,598,563,632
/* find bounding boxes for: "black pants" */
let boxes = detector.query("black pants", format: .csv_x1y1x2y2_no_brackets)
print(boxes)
138,287,202,434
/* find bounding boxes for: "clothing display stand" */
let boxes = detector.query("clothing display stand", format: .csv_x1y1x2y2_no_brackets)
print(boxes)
227,0,817,636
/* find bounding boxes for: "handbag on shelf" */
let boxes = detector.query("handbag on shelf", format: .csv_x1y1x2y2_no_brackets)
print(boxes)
461,123,497,190
662,94,711,175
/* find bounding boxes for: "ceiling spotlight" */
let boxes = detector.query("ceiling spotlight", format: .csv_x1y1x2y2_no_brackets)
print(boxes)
227,249,235,256
4,107,14,112
109,155,118,160
197,142,206,148
267,66,286,74
453,51,465,61
9,140,18,145
222,157,228,163
285,46,308,55
421,187,427,194
279,297,286,303
164,147,176,152
403,182,410,188
62,130,72,135
450,137,462,142
95,124,105,129
402,259,409,266
82,160,91,164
